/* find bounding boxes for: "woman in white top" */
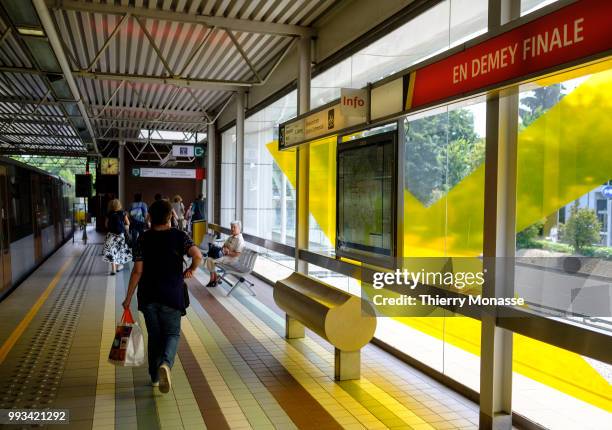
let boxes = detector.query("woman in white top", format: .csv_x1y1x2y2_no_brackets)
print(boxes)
205,220,245,287
171,195,185,230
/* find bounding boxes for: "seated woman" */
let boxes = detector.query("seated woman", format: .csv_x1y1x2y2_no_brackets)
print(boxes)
204,220,244,287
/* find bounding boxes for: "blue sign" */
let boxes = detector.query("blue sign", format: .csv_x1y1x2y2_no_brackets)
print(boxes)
602,186,612,199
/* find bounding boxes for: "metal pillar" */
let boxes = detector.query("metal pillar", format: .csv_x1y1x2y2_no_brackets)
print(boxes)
295,36,311,273
280,174,287,243
207,123,215,224
235,90,245,224
118,141,126,205
607,197,611,247
480,2,520,429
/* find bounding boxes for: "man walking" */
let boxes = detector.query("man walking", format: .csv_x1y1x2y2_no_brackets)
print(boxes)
122,200,203,393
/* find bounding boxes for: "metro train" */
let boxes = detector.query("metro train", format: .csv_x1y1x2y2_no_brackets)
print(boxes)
0,157,74,300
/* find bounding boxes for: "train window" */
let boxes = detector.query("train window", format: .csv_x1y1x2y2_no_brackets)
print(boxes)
9,167,33,241
40,178,52,228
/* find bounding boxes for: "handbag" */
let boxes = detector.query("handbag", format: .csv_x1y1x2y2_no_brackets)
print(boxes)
108,309,145,367
208,243,224,259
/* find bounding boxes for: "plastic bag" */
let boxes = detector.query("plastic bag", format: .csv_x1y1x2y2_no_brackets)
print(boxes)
108,308,145,367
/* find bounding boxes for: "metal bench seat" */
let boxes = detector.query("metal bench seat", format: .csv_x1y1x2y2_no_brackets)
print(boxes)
216,248,259,296
274,272,377,380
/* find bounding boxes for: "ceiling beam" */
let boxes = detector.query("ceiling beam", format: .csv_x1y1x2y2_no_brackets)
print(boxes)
0,66,248,92
48,0,316,37
74,70,249,92
33,0,99,155
88,104,209,119
0,95,65,105
0,132,79,139
0,148,87,156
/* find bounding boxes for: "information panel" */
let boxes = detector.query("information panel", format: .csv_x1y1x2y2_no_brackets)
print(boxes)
336,131,397,266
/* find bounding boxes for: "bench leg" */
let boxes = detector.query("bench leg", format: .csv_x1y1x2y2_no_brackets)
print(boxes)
334,349,360,380
285,314,305,339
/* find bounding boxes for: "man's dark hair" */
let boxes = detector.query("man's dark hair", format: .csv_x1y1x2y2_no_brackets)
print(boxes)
149,200,172,226
154,193,162,201
134,193,142,202
197,194,203,200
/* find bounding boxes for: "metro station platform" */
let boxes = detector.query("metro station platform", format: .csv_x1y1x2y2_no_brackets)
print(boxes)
0,231,483,430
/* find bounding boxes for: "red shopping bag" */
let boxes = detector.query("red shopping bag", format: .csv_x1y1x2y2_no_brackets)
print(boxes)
108,309,145,366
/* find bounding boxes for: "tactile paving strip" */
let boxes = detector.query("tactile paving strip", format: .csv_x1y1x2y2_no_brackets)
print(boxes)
0,246,99,421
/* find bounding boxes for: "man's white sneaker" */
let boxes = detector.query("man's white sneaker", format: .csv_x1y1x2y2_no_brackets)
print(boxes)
158,364,171,393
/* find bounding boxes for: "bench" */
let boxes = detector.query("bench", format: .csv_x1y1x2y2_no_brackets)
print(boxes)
273,272,377,380
216,248,259,296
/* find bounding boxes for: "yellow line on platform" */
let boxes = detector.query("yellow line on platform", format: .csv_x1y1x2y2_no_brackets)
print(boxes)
0,256,74,365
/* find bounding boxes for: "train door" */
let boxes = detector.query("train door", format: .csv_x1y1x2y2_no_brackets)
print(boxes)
0,166,11,292
31,174,42,262
52,180,61,245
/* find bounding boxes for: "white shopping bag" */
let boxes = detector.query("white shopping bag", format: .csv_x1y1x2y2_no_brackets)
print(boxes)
108,309,145,367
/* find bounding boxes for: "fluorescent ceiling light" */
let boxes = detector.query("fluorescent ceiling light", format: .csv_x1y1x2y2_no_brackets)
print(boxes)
17,27,45,37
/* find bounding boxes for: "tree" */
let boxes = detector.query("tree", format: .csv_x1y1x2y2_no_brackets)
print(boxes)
519,83,564,129
516,218,545,249
563,203,602,253
405,108,484,206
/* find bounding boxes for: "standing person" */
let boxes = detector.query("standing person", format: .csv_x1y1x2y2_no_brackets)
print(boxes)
122,200,203,393
129,193,148,243
103,199,132,275
172,195,185,231
191,194,206,227
204,220,244,287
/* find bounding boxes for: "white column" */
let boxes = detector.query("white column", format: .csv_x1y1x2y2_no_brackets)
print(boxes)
207,123,215,223
479,1,520,429
118,141,126,205
235,90,245,224
280,174,287,243
295,36,311,273
607,198,611,247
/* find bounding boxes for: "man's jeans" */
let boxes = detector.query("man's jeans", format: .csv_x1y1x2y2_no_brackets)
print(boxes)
141,303,181,382
130,221,145,244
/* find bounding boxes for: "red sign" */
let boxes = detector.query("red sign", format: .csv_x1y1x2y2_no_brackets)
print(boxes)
195,168,205,180
410,0,612,109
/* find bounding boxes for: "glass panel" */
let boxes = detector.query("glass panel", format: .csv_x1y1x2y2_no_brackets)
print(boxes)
244,91,297,244
308,135,337,255
307,263,362,296
310,0,488,109
514,62,612,323
221,127,236,227
512,61,612,426
375,96,487,390
512,334,612,428
521,0,560,16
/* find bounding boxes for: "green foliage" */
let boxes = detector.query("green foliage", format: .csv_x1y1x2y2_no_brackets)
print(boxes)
563,203,602,252
519,84,565,129
533,239,573,254
9,156,91,184
405,108,484,206
516,219,545,249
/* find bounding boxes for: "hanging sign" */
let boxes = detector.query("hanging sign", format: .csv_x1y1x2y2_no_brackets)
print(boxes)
172,145,194,157
340,88,368,117
279,98,367,149
407,0,612,110
133,168,197,179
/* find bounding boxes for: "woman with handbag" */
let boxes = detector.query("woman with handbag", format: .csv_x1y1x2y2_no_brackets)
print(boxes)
103,199,132,275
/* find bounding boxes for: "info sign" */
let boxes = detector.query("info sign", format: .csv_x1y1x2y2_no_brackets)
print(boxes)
279,89,368,150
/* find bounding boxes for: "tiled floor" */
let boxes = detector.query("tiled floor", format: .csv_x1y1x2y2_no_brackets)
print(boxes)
0,234,485,429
